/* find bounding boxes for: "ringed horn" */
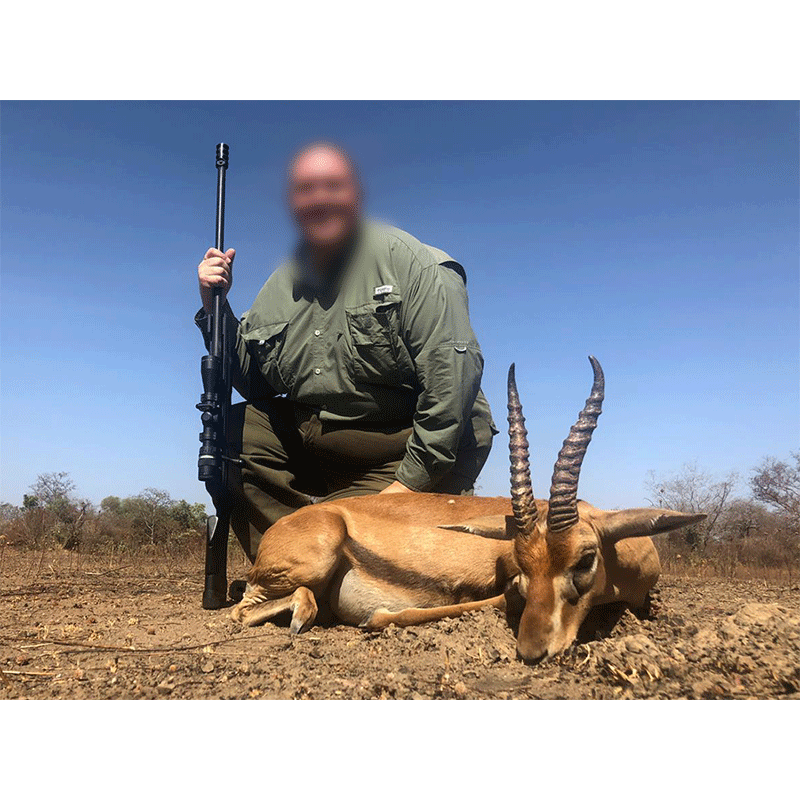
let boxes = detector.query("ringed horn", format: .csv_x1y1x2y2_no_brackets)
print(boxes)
507,363,538,535
547,355,605,534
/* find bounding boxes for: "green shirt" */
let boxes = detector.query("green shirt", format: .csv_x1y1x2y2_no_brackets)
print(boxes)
196,220,496,491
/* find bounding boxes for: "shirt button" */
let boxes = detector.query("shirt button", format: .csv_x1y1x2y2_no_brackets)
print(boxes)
314,368,321,375
314,329,321,336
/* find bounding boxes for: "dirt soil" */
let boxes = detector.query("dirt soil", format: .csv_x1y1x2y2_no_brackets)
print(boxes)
1,548,798,700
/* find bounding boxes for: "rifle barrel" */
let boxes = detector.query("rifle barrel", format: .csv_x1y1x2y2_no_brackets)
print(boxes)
211,143,229,360
199,142,232,610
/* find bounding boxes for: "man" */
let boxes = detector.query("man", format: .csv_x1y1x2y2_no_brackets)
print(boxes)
196,142,496,562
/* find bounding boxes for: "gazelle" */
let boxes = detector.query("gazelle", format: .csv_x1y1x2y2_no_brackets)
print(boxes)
232,357,704,663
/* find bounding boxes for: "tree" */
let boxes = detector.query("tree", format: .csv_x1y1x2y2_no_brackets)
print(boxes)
123,488,174,546
718,498,773,541
100,496,122,515
6,476,210,553
170,500,207,532
0,502,22,523
751,453,800,520
29,472,89,549
646,463,738,550
750,453,800,577
0,503,23,543
31,472,76,511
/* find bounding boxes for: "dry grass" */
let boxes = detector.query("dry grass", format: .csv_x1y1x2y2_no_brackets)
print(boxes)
3,534,795,591
0,538,251,585
655,539,797,584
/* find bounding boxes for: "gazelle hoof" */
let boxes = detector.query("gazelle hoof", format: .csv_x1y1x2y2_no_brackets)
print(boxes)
289,617,307,635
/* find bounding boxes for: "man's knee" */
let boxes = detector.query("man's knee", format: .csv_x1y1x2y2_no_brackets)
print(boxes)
237,397,298,456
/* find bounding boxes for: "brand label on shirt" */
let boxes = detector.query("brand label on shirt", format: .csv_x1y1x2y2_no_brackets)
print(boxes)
373,284,393,296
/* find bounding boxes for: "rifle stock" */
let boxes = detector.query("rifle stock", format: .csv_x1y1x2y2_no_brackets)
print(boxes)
197,143,233,610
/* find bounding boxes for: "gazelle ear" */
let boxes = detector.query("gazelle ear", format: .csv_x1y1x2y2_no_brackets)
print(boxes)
597,508,707,543
438,515,516,540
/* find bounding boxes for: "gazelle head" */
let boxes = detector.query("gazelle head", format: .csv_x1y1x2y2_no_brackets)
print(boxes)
506,358,704,664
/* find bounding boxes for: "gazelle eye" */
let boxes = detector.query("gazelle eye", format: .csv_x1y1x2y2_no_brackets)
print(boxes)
571,551,598,598
574,552,596,572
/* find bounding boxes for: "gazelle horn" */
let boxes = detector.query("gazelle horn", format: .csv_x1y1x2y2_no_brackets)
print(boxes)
547,356,605,534
507,364,538,536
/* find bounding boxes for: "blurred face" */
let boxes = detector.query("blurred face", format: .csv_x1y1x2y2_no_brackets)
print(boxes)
288,145,361,257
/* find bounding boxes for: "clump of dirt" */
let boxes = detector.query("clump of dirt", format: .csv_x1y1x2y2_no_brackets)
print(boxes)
570,602,800,699
1,550,797,699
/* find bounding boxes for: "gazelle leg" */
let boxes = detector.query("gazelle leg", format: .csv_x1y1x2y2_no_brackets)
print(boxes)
365,594,506,630
288,587,318,634
231,506,347,631
232,585,318,633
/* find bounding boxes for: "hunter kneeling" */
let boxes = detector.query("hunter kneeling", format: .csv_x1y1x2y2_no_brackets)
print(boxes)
196,142,496,564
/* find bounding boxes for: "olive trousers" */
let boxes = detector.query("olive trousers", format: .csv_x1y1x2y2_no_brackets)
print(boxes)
225,397,494,562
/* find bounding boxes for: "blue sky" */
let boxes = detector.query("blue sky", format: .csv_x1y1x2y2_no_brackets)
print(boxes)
1,101,797,511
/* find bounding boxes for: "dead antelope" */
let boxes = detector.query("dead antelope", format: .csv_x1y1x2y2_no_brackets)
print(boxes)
232,357,704,663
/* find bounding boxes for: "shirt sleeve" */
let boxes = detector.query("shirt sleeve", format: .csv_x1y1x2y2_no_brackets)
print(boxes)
395,261,484,491
194,303,275,401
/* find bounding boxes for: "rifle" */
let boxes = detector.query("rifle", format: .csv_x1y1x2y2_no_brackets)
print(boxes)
197,143,236,609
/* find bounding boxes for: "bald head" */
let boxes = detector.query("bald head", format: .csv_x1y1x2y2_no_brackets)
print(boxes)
288,141,362,259
289,141,360,188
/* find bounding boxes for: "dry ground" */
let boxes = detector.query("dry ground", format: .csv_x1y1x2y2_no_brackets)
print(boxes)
1,547,798,700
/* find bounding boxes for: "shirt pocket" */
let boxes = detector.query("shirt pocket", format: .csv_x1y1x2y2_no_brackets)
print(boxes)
345,301,402,386
241,320,293,394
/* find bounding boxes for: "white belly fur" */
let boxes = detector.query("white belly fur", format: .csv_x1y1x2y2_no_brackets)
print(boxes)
328,566,427,626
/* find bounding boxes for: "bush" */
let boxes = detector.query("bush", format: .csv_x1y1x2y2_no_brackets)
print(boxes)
0,473,207,556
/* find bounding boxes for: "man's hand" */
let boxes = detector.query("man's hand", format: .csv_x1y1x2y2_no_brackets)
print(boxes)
198,247,235,313
380,480,414,495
